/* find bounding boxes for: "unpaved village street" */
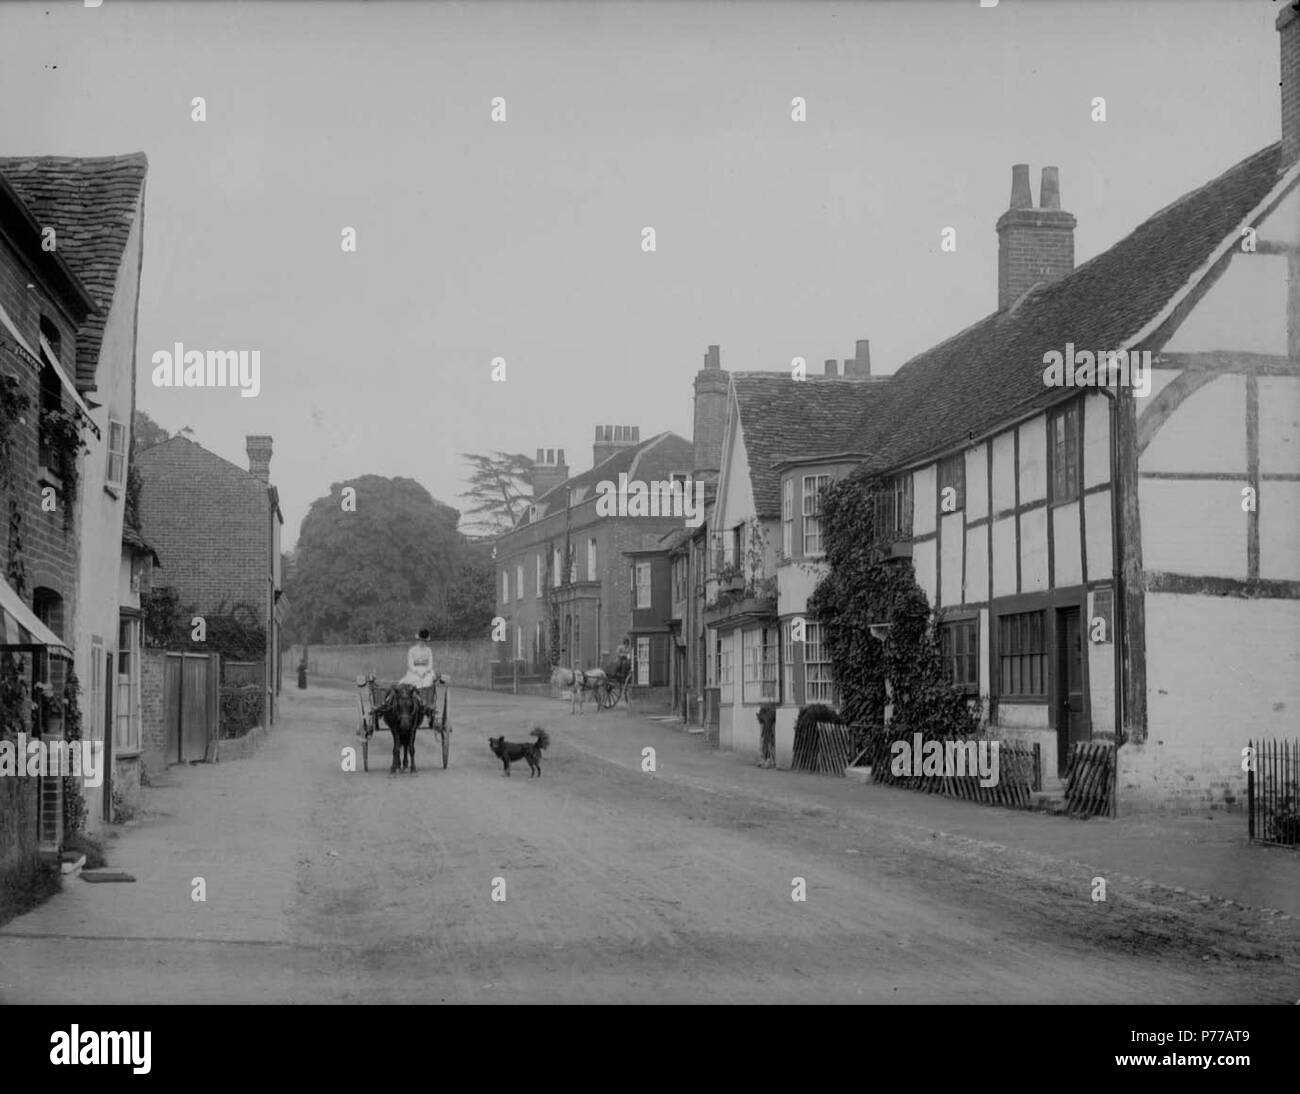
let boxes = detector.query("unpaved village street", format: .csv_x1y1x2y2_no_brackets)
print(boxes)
2,685,1298,1004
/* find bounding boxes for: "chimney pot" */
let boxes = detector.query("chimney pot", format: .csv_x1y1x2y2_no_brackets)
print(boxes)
855,339,872,376
1009,164,1033,210
1040,166,1061,210
706,345,720,369
536,448,544,463
824,359,838,377
245,435,273,484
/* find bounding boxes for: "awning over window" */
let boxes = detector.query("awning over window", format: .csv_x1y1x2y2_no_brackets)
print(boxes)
0,298,100,439
0,577,72,657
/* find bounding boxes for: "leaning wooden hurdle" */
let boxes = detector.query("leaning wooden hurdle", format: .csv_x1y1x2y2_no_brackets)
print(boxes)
1063,741,1115,818
791,721,853,775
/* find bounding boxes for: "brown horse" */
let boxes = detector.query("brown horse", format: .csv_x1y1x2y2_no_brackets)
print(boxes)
379,683,424,773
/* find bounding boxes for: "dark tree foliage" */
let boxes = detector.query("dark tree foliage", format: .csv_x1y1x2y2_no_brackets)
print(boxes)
141,588,266,661
808,467,981,738
285,476,488,644
132,409,172,454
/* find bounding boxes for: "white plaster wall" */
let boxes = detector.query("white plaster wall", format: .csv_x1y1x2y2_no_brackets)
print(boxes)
996,704,1049,729
939,510,963,607
992,431,1015,513
1086,588,1116,737
1020,506,1048,592
1126,592,1300,810
1018,416,1046,503
1161,253,1289,356
991,516,1016,597
1139,480,1247,576
74,194,143,835
1083,393,1111,489
1260,481,1300,582
777,560,826,616
1052,502,1082,588
1258,376,1300,476
913,464,936,538
1142,375,1246,474
913,538,936,608
966,441,989,521
1084,490,1113,582
964,526,988,604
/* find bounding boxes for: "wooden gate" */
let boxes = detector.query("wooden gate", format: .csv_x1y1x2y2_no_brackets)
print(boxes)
163,652,220,764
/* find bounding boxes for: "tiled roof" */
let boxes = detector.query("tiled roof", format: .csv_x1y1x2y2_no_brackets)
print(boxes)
729,142,1288,511
850,142,1287,473
730,375,888,517
0,154,147,388
531,431,694,509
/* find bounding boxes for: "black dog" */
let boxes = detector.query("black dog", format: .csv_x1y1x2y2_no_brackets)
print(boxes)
489,728,550,777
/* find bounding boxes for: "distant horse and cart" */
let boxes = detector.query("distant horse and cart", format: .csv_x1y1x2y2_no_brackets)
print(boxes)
549,650,632,712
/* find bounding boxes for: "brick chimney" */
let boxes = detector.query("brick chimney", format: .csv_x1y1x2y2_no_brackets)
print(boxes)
592,424,640,468
692,344,728,479
246,435,272,483
996,165,1077,311
1282,2,1300,170
531,447,569,499
843,339,872,380
823,358,839,377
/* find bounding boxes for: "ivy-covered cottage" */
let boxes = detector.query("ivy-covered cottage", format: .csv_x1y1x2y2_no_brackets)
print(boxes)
703,9,1300,811
0,152,149,885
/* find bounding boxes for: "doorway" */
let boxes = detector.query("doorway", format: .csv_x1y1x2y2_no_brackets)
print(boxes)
1055,606,1088,775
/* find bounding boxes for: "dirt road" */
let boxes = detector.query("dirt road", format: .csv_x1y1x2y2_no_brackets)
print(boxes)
3,685,1297,1003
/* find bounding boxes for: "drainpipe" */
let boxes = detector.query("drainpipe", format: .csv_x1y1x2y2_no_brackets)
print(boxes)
1098,385,1126,816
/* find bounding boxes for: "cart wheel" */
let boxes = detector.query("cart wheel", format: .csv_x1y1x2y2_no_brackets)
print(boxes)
441,725,450,769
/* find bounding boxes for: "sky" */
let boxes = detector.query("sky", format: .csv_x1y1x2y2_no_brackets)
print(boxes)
0,0,1284,550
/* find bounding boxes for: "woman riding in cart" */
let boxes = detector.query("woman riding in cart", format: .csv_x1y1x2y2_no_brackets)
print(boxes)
400,628,438,726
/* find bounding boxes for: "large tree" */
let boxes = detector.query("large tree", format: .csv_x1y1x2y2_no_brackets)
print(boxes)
132,409,173,453
286,476,465,644
457,451,535,538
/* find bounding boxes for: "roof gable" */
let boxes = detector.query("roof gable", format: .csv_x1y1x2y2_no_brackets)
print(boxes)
849,143,1289,472
0,154,147,388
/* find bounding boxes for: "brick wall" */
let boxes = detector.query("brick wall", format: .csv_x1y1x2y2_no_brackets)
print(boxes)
135,437,269,619
996,210,1077,311
139,648,167,774
294,639,497,688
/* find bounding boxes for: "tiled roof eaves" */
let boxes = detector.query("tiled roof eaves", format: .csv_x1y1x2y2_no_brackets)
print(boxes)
0,172,98,319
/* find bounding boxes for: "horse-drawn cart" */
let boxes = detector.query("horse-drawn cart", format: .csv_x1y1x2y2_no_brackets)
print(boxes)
356,674,451,772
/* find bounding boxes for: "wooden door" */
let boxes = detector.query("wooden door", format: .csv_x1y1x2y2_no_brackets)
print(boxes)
1056,607,1087,774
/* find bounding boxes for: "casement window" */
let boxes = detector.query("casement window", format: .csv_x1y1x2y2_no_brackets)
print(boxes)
587,537,597,582
998,610,1047,697
940,618,979,693
536,554,543,597
115,616,142,753
742,626,778,703
782,479,794,557
515,624,523,661
731,525,743,570
636,637,651,686
501,570,509,603
874,473,914,540
718,632,734,701
710,531,727,575
89,637,104,747
516,563,524,600
534,620,544,665
1051,404,1080,504
803,620,836,704
568,544,577,583
633,562,652,609
106,419,127,491
938,454,965,513
552,546,562,587
802,474,831,556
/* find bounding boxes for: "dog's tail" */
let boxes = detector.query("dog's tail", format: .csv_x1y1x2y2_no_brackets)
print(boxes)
531,727,550,751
